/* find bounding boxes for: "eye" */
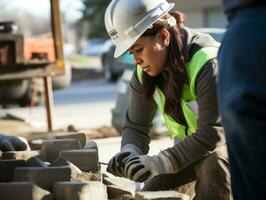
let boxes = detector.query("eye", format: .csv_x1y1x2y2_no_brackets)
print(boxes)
135,48,143,53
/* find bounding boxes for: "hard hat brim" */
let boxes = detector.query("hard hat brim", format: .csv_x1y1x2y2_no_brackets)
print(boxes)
114,3,175,58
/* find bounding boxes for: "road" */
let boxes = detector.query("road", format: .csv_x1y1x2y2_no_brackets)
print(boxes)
1,77,117,132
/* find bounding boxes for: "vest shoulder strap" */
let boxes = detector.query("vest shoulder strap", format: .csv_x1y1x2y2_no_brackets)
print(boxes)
137,65,143,84
186,46,219,99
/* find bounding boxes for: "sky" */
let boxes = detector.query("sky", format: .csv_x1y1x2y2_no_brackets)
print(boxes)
2,0,83,22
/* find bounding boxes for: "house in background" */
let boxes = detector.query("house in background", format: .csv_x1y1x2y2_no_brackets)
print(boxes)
168,0,227,28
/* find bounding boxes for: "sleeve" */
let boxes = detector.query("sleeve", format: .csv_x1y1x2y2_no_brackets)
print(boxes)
164,59,227,172
121,69,157,154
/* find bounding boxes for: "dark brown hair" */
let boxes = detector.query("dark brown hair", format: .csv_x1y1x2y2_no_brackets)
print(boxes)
141,11,188,124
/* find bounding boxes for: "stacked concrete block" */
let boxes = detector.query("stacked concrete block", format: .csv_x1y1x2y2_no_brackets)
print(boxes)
84,140,98,150
0,160,26,182
41,139,82,163
14,166,71,191
29,133,87,150
28,138,43,150
53,181,108,200
0,134,114,199
60,149,99,172
55,133,87,148
0,182,52,200
26,156,49,167
135,191,190,200
103,175,141,195
107,184,132,199
51,157,83,180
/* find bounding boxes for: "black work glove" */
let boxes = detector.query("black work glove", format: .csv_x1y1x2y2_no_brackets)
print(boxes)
107,144,142,177
0,134,30,152
124,151,175,182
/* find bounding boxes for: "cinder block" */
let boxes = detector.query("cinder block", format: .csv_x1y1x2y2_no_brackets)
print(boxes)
51,157,82,180
0,182,52,200
29,138,44,150
84,140,98,150
41,139,81,163
60,149,99,172
2,150,40,160
103,176,140,194
14,166,71,191
50,156,69,166
56,133,86,148
135,191,189,200
107,184,132,199
26,156,48,167
0,160,26,182
53,181,108,200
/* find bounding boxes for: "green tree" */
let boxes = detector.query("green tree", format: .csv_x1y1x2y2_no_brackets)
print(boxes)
81,0,110,38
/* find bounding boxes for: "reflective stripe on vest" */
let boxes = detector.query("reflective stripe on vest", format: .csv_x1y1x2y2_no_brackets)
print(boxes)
137,46,219,139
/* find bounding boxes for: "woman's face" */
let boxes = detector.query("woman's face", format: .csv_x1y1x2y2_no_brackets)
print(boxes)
129,31,168,76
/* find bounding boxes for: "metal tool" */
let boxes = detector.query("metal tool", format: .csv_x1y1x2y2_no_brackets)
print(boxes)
99,161,108,165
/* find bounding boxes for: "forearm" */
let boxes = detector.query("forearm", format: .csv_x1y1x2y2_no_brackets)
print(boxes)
121,70,157,154
121,115,151,154
164,127,226,172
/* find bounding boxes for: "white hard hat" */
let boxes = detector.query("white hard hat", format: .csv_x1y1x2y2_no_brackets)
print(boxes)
105,0,175,58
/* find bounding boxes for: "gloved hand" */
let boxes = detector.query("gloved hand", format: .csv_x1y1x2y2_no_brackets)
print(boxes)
0,134,30,152
124,151,175,182
107,144,142,177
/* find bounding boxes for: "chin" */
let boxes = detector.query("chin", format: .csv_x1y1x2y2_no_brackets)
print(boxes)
147,71,159,77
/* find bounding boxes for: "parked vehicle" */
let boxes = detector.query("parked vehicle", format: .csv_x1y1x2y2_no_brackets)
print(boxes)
81,38,108,57
111,28,226,134
100,40,130,82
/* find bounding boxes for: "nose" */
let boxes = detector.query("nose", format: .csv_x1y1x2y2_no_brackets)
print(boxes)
133,56,142,65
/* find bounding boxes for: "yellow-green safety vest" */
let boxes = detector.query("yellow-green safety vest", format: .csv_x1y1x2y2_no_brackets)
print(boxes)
137,47,219,139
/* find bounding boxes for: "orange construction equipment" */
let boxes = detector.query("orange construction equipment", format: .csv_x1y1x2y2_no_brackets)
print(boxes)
24,37,56,62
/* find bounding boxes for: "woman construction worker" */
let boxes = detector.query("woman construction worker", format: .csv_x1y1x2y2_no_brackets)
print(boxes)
105,0,231,199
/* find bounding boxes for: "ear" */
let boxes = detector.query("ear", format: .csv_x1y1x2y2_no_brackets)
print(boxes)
159,29,170,47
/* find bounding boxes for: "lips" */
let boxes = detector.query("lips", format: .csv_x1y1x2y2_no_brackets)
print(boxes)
142,66,150,72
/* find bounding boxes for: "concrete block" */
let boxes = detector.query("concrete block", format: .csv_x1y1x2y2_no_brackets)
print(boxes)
1,150,40,160
60,149,99,172
50,156,69,166
26,156,48,167
0,160,26,182
103,175,141,195
14,166,71,191
53,181,107,200
84,140,98,150
29,138,44,150
135,191,190,200
41,139,81,163
56,133,86,148
0,182,52,200
107,184,132,199
51,157,82,180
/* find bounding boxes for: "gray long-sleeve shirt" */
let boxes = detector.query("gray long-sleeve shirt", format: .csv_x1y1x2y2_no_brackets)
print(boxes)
121,27,226,173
